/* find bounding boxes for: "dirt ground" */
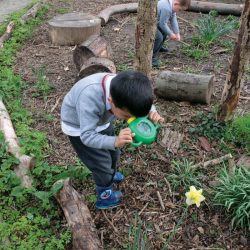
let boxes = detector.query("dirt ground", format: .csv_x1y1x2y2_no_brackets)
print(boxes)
14,0,249,249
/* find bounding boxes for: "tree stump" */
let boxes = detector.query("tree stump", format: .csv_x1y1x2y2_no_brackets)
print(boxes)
55,179,103,250
48,13,101,45
77,57,116,80
155,71,214,104
73,35,113,71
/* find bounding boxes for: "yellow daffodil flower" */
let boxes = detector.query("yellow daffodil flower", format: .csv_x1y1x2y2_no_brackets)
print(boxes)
185,186,205,207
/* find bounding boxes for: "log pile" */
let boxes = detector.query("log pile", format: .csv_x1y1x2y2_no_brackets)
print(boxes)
73,34,116,80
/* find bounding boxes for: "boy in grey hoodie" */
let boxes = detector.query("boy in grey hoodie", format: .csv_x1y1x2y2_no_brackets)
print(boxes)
152,0,191,67
61,71,164,209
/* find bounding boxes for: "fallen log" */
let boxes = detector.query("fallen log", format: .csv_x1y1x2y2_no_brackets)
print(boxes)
98,3,138,26
0,22,15,48
78,57,116,80
0,100,35,188
155,70,214,104
55,179,103,250
48,13,101,45
189,1,244,16
98,1,243,26
73,35,113,71
20,2,40,24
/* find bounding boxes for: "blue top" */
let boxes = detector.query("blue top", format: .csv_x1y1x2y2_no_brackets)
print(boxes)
157,0,180,36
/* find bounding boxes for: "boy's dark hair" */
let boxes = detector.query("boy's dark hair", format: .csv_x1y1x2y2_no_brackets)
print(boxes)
110,71,153,117
178,0,191,8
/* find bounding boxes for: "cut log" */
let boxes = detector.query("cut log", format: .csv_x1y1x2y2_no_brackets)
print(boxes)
78,57,116,80
48,13,101,45
0,100,35,188
73,35,113,71
20,2,40,24
98,1,243,26
155,70,214,104
0,21,15,48
189,1,244,16
98,3,138,26
55,179,103,250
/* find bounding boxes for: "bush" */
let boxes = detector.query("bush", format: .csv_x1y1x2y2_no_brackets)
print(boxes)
213,166,250,231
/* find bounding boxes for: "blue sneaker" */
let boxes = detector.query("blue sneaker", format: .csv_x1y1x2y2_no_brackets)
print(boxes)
96,185,122,209
113,172,125,183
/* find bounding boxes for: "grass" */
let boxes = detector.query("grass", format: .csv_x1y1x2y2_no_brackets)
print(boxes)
213,166,250,231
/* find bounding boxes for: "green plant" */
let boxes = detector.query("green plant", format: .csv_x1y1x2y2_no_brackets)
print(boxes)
225,114,250,152
189,111,226,140
128,215,148,250
182,45,209,60
31,65,53,97
166,159,203,190
194,11,238,46
117,63,129,71
213,166,250,231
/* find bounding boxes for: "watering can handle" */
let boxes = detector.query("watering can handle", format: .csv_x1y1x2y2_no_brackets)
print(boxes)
155,123,160,130
130,141,143,147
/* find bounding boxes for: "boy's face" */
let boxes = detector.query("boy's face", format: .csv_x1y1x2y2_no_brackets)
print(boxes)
108,97,132,120
173,1,185,12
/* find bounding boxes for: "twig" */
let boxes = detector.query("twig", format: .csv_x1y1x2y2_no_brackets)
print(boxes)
138,202,149,216
156,191,165,211
240,96,250,100
50,96,62,113
192,153,233,169
101,210,118,233
178,16,196,29
164,177,172,197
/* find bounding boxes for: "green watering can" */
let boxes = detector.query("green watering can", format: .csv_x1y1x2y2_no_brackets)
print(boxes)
127,116,159,147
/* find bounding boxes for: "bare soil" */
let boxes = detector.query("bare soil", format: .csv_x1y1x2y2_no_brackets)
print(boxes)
14,0,249,249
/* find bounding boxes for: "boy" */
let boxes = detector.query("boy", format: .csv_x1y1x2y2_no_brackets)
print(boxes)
61,71,164,209
152,0,191,67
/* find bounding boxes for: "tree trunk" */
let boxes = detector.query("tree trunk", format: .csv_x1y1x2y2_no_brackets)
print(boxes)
73,35,113,71
155,71,214,104
77,57,116,80
189,1,244,16
217,1,250,121
0,100,35,188
134,0,157,77
55,179,103,250
48,13,101,45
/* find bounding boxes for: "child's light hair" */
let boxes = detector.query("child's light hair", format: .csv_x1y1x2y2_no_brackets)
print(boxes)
176,0,191,9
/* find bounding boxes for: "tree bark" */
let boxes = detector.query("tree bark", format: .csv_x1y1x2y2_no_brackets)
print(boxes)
48,13,101,45
0,100,35,188
155,71,214,104
0,22,15,48
73,35,113,71
217,1,250,121
189,1,244,16
134,0,157,77
78,57,116,80
55,179,103,250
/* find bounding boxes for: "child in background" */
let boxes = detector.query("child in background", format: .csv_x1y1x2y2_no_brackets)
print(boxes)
152,0,191,67
61,71,164,209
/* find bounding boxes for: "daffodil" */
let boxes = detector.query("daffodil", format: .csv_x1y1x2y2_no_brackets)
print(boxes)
185,186,205,207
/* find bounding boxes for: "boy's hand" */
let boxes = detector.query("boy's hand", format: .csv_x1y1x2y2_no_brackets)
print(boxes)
148,111,164,124
115,128,135,148
170,33,177,40
175,33,181,41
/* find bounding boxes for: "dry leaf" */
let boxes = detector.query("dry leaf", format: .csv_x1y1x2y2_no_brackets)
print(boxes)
198,136,211,152
197,227,204,234
113,27,120,32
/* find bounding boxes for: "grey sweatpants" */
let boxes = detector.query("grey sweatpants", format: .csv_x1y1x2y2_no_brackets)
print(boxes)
153,28,167,61
68,125,120,187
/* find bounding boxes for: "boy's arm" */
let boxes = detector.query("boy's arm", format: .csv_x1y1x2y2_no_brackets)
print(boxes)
170,12,180,35
76,92,116,150
158,8,173,36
